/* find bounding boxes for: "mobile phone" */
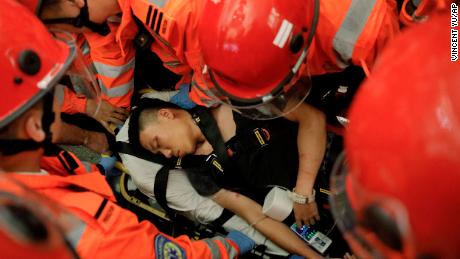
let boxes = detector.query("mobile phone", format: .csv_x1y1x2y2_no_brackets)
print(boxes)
290,223,332,254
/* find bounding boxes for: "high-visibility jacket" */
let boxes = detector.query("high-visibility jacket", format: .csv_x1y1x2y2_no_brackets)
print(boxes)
40,149,98,176
305,0,399,75
117,0,399,106
9,172,240,258
59,20,137,114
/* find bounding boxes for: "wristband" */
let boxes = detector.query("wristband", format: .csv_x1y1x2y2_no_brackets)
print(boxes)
289,189,315,204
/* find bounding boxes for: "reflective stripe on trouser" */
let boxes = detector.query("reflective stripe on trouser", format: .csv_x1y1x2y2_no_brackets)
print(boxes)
332,0,378,68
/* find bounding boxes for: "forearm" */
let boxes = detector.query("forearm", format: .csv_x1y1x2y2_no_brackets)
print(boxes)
52,121,88,145
286,104,327,195
295,118,326,195
213,190,322,258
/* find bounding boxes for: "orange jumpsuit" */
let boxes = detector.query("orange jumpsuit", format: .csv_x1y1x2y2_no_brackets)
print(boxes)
40,149,98,176
10,172,241,258
116,0,399,106
59,20,137,114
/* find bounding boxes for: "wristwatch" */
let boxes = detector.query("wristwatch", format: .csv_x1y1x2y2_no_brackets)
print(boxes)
289,189,316,204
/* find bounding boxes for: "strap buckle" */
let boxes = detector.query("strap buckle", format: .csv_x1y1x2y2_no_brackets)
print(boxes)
253,128,270,147
206,154,224,174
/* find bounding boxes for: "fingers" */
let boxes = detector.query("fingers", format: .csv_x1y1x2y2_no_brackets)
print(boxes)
108,116,124,126
110,110,128,122
99,121,115,135
114,107,129,117
314,212,321,222
86,132,109,153
295,218,303,229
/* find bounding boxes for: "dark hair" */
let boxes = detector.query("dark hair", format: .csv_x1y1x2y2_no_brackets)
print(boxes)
128,98,182,148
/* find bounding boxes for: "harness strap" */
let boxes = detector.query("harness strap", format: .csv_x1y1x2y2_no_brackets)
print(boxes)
190,106,231,170
153,164,176,218
226,128,270,157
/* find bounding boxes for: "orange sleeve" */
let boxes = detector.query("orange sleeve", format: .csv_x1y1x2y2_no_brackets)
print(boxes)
40,150,97,176
352,0,400,70
83,22,136,109
78,198,240,259
60,88,87,114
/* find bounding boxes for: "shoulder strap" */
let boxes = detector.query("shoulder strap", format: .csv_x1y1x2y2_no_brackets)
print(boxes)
153,164,176,218
189,106,231,170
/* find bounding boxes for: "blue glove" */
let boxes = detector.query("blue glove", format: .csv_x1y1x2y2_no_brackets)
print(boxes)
226,230,255,255
170,84,197,109
288,255,305,259
98,155,117,175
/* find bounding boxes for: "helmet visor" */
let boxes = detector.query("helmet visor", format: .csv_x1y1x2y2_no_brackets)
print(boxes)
0,174,82,258
197,47,311,120
50,30,100,110
48,30,101,138
330,152,416,259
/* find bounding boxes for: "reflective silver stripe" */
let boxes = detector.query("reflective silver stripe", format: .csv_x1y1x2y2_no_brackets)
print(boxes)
81,41,90,56
149,0,168,7
213,237,239,258
332,0,377,68
203,239,222,259
54,85,65,107
165,60,182,68
93,57,135,78
81,161,92,173
66,219,87,248
191,80,220,107
98,79,134,98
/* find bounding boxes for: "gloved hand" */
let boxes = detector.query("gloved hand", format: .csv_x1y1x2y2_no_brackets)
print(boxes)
97,155,117,175
226,230,256,255
170,84,197,109
289,255,305,259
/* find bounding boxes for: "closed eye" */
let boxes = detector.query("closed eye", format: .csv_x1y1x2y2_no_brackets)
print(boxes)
149,136,159,153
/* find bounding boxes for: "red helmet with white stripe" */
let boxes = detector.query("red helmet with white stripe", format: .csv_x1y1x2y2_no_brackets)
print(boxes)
198,0,319,119
0,0,99,154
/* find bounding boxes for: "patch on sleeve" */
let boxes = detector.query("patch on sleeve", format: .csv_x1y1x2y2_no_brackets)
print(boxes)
155,234,186,259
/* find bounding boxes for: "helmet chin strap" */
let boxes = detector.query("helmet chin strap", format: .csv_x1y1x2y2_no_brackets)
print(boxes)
0,93,56,156
42,0,110,36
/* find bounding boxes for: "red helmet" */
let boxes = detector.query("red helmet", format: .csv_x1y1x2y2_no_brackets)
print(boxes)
330,13,460,258
0,0,99,130
17,0,42,14
0,174,82,258
198,0,319,119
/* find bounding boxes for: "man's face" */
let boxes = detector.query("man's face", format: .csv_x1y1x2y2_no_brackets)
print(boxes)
139,110,198,158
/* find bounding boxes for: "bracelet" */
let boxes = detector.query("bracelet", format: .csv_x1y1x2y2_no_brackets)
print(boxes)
289,189,316,204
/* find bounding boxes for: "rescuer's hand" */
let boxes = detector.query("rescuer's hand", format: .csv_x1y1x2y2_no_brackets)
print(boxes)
85,130,109,154
86,99,129,134
293,201,320,227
